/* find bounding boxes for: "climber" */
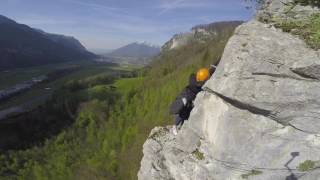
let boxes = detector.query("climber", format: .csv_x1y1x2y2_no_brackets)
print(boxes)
169,66,216,135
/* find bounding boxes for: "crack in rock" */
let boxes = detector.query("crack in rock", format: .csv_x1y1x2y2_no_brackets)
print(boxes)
203,87,317,135
203,87,277,120
290,65,320,80
252,72,310,81
288,123,317,134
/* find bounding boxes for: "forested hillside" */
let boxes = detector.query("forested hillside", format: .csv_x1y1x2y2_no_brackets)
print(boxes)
0,22,239,180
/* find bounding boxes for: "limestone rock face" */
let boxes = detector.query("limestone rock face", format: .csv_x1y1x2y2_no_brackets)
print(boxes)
138,18,320,180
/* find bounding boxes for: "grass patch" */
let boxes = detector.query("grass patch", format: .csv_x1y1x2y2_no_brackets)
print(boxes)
274,13,320,50
298,160,316,171
241,170,263,179
192,149,204,160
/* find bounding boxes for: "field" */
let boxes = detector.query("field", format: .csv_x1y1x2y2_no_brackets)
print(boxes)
0,60,134,111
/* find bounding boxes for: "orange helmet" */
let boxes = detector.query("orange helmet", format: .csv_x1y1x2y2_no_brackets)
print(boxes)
196,68,210,82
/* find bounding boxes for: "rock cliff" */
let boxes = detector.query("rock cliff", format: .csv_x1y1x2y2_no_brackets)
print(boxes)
161,21,243,51
139,1,320,180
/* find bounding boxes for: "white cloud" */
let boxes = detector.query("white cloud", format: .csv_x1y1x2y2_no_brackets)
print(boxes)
159,0,208,9
156,0,249,15
92,18,189,35
62,0,128,13
158,0,187,15
157,0,213,15
3,0,21,5
17,16,76,26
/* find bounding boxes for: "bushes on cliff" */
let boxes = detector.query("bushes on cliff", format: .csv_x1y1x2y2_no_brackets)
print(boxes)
274,13,320,49
294,0,320,7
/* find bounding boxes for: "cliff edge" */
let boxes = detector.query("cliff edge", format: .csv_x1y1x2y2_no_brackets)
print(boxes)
139,1,320,179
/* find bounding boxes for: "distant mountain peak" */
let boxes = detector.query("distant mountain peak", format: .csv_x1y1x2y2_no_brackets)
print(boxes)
0,14,16,24
134,41,161,48
101,42,161,65
107,42,160,58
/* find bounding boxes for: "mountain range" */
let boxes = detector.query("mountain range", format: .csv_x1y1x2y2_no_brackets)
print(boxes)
106,42,160,58
0,15,97,69
102,42,161,65
101,22,243,66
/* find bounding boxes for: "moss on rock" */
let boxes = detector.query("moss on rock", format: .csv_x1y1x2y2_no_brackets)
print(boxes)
241,170,263,179
298,160,316,171
192,149,204,160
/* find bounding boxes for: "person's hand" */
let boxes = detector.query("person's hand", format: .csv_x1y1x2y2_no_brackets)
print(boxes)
209,65,217,75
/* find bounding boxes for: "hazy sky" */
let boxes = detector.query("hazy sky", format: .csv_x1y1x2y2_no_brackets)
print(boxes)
1,0,254,49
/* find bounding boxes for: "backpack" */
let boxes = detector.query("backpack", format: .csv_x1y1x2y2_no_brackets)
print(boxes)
169,95,185,114
169,86,198,115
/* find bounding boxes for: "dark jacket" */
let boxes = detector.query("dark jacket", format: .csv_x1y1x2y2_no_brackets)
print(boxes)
169,74,202,119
